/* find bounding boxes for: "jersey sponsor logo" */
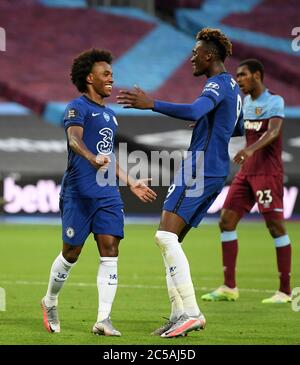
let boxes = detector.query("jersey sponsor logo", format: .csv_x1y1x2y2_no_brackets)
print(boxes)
103,112,110,122
92,112,101,117
205,82,219,89
244,120,263,131
97,127,113,155
113,116,118,126
67,108,77,118
66,227,75,238
255,107,262,115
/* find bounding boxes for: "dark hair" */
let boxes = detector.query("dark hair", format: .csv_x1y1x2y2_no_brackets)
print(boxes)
196,28,232,62
71,48,113,92
239,59,264,81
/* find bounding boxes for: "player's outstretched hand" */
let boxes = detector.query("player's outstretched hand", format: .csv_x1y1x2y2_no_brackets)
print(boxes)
130,178,157,203
116,85,154,110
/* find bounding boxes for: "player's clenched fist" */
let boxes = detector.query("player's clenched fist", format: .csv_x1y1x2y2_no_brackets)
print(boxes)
90,154,111,171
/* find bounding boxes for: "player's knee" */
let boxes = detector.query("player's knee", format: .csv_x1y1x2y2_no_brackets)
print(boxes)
101,243,119,257
155,231,164,251
265,220,286,238
155,230,178,252
219,217,233,231
62,244,82,263
64,253,79,264
63,252,79,264
219,210,238,231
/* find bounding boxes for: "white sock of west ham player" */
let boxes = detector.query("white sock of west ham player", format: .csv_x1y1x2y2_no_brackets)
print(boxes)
97,257,118,322
162,256,184,322
155,231,201,318
44,252,75,307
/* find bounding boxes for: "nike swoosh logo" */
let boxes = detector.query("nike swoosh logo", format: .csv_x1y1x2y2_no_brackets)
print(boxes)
92,112,101,117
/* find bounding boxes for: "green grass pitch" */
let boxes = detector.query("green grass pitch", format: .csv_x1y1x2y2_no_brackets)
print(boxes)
0,222,299,345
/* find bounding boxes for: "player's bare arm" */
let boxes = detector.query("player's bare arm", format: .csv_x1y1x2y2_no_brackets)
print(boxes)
234,117,283,165
67,125,110,170
116,86,154,109
116,161,157,203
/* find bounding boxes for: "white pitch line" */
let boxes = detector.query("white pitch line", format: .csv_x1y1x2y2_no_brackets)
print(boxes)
0,280,275,293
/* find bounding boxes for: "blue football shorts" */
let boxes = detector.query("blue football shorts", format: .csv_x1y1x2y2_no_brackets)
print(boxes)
163,176,226,228
60,195,124,245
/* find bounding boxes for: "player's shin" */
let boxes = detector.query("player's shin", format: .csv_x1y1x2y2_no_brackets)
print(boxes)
97,257,118,322
163,255,184,322
274,235,292,295
44,252,75,307
221,231,238,288
155,231,201,318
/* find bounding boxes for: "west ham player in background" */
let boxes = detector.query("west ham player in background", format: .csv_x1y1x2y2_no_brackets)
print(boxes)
117,28,244,338
41,49,156,336
202,59,292,304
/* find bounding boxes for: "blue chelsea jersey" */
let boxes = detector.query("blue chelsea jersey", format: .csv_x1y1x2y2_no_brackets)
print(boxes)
60,95,120,198
190,72,243,177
